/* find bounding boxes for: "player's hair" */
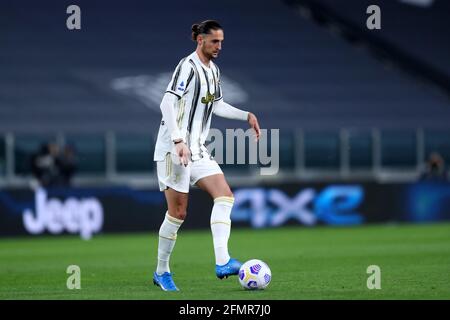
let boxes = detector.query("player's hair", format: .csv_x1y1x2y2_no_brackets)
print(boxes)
191,20,223,41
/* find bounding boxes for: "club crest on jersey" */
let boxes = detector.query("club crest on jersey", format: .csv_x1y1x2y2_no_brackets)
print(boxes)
201,92,215,104
177,81,185,92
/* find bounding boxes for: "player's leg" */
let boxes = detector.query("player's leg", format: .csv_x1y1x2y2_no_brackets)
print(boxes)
153,154,190,291
196,173,233,265
195,173,242,278
156,188,188,275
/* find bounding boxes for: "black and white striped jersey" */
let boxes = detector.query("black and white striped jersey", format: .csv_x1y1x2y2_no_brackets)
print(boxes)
154,51,223,160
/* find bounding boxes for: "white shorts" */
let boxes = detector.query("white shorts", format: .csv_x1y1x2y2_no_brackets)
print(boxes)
156,151,223,193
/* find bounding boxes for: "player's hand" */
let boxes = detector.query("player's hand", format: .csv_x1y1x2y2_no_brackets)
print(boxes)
174,141,191,167
247,112,261,142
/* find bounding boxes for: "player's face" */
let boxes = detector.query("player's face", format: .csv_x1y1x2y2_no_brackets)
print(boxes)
200,29,224,60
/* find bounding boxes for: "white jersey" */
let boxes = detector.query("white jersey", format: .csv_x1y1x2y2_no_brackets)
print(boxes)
154,51,223,161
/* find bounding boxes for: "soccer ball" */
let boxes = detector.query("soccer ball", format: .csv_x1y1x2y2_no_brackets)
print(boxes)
238,259,272,290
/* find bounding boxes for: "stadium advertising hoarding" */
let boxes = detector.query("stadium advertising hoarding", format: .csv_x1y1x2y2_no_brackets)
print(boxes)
0,182,449,238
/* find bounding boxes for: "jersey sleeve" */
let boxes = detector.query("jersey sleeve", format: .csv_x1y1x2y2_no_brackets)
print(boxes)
213,100,248,121
166,58,195,99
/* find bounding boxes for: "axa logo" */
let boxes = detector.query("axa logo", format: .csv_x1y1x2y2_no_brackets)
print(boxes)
22,188,104,240
232,186,364,227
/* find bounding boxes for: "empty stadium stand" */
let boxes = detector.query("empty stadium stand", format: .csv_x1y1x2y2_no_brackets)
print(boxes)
0,0,449,184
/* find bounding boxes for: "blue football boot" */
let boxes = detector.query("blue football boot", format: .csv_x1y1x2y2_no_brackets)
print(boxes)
216,258,242,279
152,272,179,291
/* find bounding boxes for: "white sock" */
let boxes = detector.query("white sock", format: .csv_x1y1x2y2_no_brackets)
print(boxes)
156,212,183,275
210,196,234,266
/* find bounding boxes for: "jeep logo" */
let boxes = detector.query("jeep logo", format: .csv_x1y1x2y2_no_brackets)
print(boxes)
22,188,104,240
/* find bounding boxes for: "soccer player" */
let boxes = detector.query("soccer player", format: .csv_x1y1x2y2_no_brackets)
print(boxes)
152,20,261,291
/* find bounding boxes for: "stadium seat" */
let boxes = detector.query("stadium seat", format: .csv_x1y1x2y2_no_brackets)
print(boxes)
380,131,416,168
116,134,154,173
300,0,450,80
64,134,106,175
304,131,340,169
348,131,373,170
0,135,5,176
279,130,296,170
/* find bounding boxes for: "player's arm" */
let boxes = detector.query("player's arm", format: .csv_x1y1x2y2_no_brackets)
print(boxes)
160,93,183,143
162,59,195,166
159,93,190,166
213,100,261,141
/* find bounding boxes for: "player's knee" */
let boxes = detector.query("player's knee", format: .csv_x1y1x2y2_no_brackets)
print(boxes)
215,191,234,203
171,207,187,220
223,191,234,199
177,211,187,220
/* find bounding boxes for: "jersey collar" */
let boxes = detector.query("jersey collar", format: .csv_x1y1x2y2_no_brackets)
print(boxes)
193,51,212,70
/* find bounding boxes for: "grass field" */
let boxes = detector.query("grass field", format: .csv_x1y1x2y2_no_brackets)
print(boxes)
1,223,449,300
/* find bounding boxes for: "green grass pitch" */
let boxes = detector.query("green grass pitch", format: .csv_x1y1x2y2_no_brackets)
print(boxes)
1,223,449,300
